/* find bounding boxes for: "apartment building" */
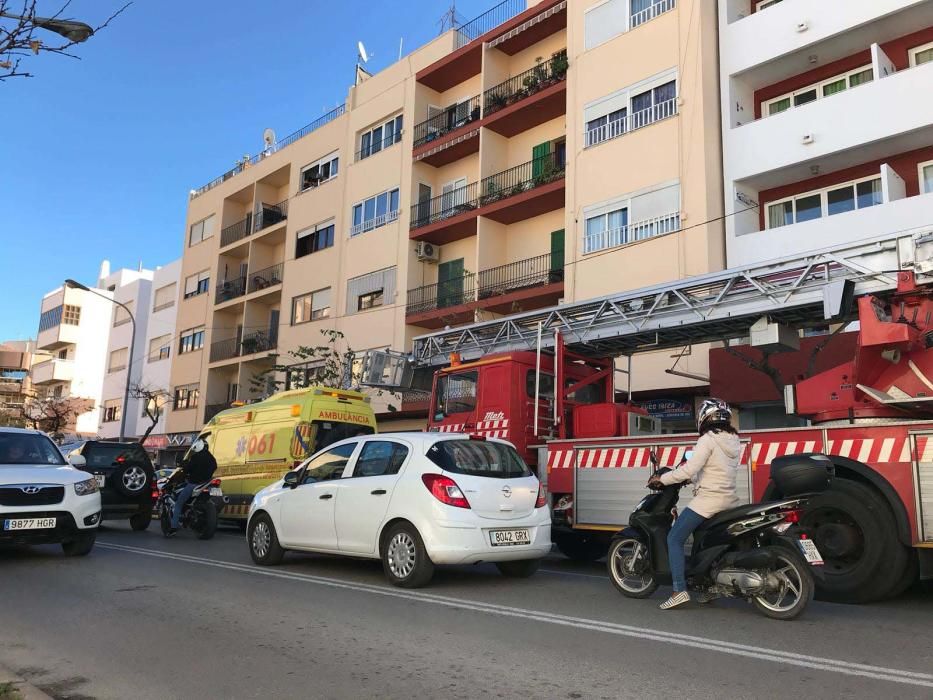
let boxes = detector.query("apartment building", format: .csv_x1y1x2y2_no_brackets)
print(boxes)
167,0,725,439
0,340,42,422
720,0,933,266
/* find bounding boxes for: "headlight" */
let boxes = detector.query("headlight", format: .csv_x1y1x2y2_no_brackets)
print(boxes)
74,478,99,496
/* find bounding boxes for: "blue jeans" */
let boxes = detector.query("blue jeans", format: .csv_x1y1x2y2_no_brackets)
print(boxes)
171,482,196,529
667,507,707,593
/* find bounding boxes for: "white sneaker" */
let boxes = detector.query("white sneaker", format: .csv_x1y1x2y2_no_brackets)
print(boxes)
659,591,691,610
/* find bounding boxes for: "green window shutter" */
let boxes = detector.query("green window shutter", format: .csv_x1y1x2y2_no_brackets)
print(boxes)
532,141,551,178
550,229,565,279
437,258,465,308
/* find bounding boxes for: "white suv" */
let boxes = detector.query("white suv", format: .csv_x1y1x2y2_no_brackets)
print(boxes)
248,433,551,587
0,428,102,556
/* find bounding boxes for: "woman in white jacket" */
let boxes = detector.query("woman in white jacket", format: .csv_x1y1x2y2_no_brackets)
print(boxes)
649,399,741,610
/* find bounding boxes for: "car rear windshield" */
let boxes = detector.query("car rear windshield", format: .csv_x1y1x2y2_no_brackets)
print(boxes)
314,421,374,451
426,439,531,479
84,444,150,468
0,433,66,466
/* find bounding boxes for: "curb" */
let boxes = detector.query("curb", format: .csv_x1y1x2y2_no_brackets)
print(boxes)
0,665,52,700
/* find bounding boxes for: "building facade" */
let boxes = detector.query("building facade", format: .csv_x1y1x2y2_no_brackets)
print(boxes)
0,340,42,423
166,0,725,438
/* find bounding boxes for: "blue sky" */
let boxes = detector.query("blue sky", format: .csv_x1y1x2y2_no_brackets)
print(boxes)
1,0,491,340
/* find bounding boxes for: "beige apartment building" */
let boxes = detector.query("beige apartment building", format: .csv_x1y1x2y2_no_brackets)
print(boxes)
166,0,723,441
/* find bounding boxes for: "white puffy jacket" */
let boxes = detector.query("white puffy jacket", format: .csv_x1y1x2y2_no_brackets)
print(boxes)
659,430,742,518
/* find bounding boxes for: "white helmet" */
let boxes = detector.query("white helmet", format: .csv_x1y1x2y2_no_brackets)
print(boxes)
190,438,206,453
697,398,732,433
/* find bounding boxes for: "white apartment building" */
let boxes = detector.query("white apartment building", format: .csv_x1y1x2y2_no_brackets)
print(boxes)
719,0,933,266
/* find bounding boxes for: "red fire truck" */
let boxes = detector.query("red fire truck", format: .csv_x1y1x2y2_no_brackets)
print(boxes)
364,231,933,601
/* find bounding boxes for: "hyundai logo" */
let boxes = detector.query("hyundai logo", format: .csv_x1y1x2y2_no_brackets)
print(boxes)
21,486,41,495
501,485,512,498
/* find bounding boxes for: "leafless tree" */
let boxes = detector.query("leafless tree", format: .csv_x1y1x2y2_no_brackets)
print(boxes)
0,0,130,81
21,394,94,441
131,383,169,444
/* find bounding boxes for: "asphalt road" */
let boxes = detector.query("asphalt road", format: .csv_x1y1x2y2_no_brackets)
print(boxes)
1,523,931,700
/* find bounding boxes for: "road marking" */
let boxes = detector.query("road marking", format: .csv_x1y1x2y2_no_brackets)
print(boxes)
96,541,933,689
539,568,606,580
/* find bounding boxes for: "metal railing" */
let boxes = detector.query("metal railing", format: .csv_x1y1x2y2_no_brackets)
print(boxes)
215,277,247,304
477,253,564,299
453,0,525,49
483,51,568,116
413,95,482,148
203,403,231,423
582,212,681,254
407,273,476,316
220,214,252,248
584,97,678,148
356,130,404,161
349,208,400,237
253,199,288,232
630,0,675,28
209,337,240,363
209,330,278,363
191,104,346,199
247,263,284,294
410,151,565,230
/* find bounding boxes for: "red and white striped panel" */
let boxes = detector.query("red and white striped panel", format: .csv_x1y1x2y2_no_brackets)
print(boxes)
824,437,913,464
750,440,820,467
474,419,510,439
548,446,676,470
434,424,465,433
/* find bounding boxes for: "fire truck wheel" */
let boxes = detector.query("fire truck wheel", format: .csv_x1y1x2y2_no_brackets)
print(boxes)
554,532,608,562
802,479,893,603
852,484,912,601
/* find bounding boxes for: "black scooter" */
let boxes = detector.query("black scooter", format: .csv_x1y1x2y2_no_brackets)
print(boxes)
608,451,832,620
156,468,221,540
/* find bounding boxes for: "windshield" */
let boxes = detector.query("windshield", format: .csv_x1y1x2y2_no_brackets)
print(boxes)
314,420,374,451
84,443,151,468
0,433,67,466
426,439,531,479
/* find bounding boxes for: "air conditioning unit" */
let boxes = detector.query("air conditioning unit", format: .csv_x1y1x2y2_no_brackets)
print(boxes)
415,241,440,263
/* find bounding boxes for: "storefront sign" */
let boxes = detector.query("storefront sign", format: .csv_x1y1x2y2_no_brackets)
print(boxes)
167,433,198,448
638,399,694,421
142,434,169,450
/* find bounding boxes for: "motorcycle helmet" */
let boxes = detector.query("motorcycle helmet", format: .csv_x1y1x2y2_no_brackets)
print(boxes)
697,398,732,433
190,438,206,453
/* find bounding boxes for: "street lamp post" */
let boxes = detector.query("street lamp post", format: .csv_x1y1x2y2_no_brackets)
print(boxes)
0,12,94,43
64,279,135,441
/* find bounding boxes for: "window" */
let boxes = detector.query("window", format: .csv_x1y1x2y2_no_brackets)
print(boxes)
38,305,63,332
347,267,396,314
359,115,403,160
525,370,555,399
179,327,205,354
434,371,478,417
920,161,933,195
630,0,674,27
301,443,357,483
350,187,400,236
909,41,933,67
353,441,409,477
583,182,681,253
763,65,873,117
188,215,215,246
153,283,177,311
0,433,66,466
584,0,675,50
113,301,133,327
300,152,339,191
426,440,531,479
108,347,128,373
584,74,677,147
148,334,172,362
756,0,783,9
63,305,81,325
102,399,122,423
357,290,383,311
184,270,210,299
296,222,335,259
292,288,332,324
57,349,68,360
173,383,200,410
766,176,883,229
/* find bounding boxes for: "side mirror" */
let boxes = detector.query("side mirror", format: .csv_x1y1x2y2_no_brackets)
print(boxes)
283,471,300,488
68,454,87,468
684,450,694,461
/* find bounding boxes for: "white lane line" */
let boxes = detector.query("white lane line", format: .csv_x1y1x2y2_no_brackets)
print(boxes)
96,542,933,689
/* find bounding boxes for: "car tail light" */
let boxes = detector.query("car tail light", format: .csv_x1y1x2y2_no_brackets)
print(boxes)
782,509,801,523
535,482,547,509
421,474,470,509
210,478,222,487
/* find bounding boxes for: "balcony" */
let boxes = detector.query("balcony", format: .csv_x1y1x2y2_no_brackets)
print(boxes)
209,329,278,364
412,95,482,166
247,263,284,295
31,358,74,385
406,253,564,328
254,199,288,233
410,151,566,244
585,97,678,148
36,323,79,351
204,402,232,423
215,277,247,305
220,214,252,248
482,51,568,137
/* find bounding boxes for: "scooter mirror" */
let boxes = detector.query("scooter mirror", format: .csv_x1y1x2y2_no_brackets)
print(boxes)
684,450,693,461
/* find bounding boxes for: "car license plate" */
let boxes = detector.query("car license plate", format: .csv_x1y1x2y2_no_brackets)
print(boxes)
95,474,106,487
209,487,222,497
489,529,531,547
798,538,824,565
3,517,57,531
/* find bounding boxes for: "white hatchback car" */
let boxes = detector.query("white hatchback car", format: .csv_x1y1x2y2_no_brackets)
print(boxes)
0,428,102,556
248,433,551,587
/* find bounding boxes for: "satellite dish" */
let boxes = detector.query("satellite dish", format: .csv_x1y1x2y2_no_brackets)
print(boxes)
263,128,276,148
357,40,369,63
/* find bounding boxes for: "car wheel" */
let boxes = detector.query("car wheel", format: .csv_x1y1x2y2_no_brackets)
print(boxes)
382,522,434,588
248,513,285,565
495,559,541,578
130,510,152,531
114,464,151,498
62,532,96,557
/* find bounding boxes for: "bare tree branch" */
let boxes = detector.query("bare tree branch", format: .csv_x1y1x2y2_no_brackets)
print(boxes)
130,382,169,444
21,393,94,441
723,345,786,396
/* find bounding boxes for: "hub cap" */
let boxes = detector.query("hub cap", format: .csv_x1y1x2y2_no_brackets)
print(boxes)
252,521,271,559
755,553,805,613
609,539,654,593
804,506,864,574
123,466,147,492
387,532,417,579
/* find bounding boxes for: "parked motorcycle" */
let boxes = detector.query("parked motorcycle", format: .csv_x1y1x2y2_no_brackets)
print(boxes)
608,451,833,620
156,468,222,540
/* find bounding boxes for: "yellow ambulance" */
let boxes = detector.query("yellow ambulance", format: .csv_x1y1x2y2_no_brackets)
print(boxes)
196,386,377,521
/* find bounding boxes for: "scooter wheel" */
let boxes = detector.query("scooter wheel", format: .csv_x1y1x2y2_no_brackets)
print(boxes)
752,546,814,620
608,537,658,598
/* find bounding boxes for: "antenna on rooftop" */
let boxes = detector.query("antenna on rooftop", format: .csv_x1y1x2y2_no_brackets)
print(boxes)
437,2,465,35
355,40,373,86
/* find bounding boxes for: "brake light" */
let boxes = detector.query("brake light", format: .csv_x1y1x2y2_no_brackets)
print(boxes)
782,509,801,523
535,482,547,509
210,478,221,487
421,474,470,509
468,434,486,441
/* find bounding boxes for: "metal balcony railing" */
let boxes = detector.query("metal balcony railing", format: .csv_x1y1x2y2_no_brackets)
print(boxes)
453,0,525,49
413,95,482,148
630,0,675,28
221,214,252,248
240,329,277,356
247,263,284,294
215,277,247,304
209,337,240,363
410,150,565,230
483,50,568,116
356,130,404,161
584,97,678,148
349,208,400,237
254,199,288,232
477,253,564,299
582,212,681,254
407,273,476,316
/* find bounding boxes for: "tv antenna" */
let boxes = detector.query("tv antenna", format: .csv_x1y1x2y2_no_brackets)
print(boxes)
355,40,373,86
437,2,465,34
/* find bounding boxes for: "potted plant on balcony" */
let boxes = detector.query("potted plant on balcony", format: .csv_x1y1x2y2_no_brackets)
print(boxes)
487,90,508,113
550,50,569,82
481,180,502,206
470,105,481,122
